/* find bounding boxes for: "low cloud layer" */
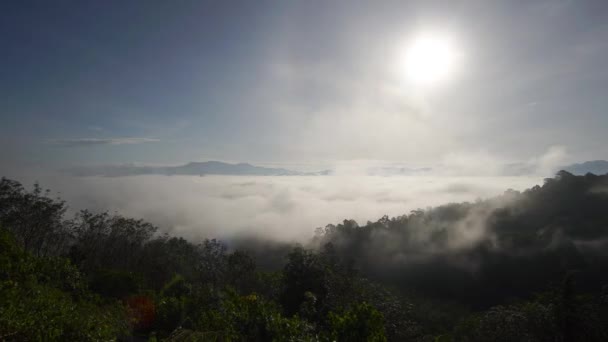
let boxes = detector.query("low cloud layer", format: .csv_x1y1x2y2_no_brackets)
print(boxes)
29,174,542,242
48,137,160,147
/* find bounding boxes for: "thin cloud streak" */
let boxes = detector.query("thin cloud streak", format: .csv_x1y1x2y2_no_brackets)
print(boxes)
48,137,160,147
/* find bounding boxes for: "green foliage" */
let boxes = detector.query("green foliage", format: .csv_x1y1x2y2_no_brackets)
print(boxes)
0,178,69,256
282,246,327,316
4,174,608,340
226,250,257,293
0,227,129,341
326,302,387,342
69,210,158,273
185,290,315,341
452,281,608,342
36,256,88,296
90,269,142,298
157,295,188,334
0,283,127,341
137,236,201,290
315,171,608,309
162,274,192,298
196,239,228,287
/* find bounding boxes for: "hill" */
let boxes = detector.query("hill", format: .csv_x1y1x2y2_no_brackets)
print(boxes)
66,160,332,177
561,160,608,175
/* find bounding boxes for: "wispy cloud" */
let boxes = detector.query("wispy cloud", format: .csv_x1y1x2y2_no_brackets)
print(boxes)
48,137,160,147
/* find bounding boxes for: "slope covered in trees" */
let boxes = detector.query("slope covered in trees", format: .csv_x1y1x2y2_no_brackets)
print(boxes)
313,171,608,307
1,171,608,341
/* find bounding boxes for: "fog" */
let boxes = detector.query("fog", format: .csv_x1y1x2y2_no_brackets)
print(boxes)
31,174,543,242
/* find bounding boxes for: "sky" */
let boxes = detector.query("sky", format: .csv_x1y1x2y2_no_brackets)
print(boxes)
2,0,608,171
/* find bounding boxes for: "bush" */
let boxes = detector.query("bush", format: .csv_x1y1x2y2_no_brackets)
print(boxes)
0,227,129,341
326,302,387,342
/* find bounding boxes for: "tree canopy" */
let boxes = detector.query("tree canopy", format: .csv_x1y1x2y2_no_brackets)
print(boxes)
1,172,608,340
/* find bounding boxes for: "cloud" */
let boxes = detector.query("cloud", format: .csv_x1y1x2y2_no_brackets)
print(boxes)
434,146,571,177
48,137,160,147
22,174,542,243
535,145,569,175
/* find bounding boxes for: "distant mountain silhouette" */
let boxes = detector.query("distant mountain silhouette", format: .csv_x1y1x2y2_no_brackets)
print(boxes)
66,160,608,178
66,161,332,177
560,160,608,175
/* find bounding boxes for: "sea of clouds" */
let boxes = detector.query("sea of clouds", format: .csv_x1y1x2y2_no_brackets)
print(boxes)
35,174,543,242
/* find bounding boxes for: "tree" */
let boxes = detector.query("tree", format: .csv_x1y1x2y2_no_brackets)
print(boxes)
0,178,69,256
326,302,387,342
0,226,129,341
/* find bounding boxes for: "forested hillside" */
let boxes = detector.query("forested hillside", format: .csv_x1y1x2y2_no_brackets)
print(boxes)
2,172,608,341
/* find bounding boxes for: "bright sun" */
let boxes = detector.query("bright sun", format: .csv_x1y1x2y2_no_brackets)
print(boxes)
402,33,460,86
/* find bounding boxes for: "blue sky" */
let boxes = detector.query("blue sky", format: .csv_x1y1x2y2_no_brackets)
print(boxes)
2,0,608,169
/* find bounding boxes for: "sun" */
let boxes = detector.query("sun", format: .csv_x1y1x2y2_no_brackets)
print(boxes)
401,32,460,86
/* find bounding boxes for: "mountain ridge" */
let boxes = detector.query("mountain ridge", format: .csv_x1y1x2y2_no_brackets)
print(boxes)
66,161,332,177
560,160,608,175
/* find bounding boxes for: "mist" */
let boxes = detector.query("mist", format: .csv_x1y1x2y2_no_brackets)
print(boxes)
30,174,542,242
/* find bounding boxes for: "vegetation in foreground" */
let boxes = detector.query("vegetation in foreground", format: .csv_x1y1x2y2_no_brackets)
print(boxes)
1,171,608,341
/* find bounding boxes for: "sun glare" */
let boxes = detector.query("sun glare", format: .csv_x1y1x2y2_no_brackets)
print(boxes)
402,32,460,86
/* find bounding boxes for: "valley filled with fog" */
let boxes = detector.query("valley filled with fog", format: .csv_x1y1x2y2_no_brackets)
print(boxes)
41,174,543,241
